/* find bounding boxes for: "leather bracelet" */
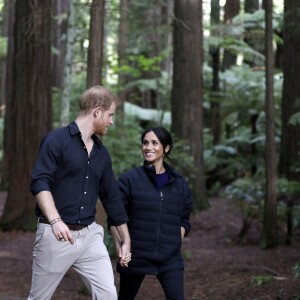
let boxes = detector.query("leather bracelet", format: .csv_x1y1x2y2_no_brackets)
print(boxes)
50,217,61,226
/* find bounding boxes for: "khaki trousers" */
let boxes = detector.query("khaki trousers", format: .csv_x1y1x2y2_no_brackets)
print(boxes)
28,222,117,300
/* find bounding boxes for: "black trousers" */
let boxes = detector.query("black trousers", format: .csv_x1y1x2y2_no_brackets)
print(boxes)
118,268,184,300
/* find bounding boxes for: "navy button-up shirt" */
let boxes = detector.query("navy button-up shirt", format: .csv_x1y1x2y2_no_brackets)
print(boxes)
30,121,128,226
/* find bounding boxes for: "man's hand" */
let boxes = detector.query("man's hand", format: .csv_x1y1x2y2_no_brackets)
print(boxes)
51,220,75,244
118,242,131,267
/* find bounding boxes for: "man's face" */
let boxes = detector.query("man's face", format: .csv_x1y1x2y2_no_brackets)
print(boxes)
94,102,116,135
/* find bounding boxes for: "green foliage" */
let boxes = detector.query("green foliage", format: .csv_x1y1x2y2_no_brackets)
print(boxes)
104,229,117,258
223,177,300,243
202,65,284,193
293,261,300,278
288,100,300,126
169,136,197,187
224,177,264,223
250,275,274,285
181,250,192,260
277,178,300,197
102,116,143,178
52,73,87,128
293,292,300,300
0,36,7,58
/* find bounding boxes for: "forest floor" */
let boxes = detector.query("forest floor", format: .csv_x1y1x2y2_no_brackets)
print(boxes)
0,197,300,300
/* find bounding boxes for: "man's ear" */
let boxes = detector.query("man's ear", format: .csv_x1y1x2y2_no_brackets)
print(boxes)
94,107,102,117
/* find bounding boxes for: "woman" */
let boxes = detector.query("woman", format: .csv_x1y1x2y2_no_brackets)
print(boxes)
110,127,193,300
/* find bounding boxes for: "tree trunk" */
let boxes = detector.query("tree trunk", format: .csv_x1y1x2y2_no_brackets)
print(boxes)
210,0,221,145
1,0,52,229
0,1,13,108
117,0,129,118
263,0,277,248
86,0,105,88
60,0,75,127
223,0,240,70
86,0,106,226
279,0,300,180
171,0,209,211
52,0,69,89
244,0,259,13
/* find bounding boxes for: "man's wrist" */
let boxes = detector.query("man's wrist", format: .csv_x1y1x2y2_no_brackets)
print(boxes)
50,217,61,226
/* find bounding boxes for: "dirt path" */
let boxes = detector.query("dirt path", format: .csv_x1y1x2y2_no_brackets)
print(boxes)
0,198,299,300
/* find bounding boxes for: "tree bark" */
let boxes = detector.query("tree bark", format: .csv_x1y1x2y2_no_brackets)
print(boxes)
117,0,129,117
210,0,221,145
279,0,300,180
263,0,278,248
60,0,75,127
223,0,240,70
86,0,105,88
244,0,259,13
52,0,69,89
86,0,106,226
171,0,208,210
0,1,13,108
1,0,52,229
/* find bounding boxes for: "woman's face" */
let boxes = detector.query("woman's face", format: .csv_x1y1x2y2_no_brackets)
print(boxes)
142,131,165,165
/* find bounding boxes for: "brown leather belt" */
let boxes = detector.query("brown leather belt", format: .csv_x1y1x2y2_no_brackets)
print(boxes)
39,218,88,231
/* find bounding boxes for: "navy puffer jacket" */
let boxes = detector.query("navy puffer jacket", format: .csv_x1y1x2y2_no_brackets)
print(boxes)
117,162,193,275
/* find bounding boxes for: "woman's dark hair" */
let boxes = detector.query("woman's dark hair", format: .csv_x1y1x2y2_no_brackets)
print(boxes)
141,127,173,157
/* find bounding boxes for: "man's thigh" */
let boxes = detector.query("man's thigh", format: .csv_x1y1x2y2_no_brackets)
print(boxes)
73,223,117,300
28,224,77,300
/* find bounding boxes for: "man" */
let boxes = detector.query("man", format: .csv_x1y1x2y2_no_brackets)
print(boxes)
28,86,131,300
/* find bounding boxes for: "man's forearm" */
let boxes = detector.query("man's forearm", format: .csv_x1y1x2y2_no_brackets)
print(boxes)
35,191,60,222
110,226,122,249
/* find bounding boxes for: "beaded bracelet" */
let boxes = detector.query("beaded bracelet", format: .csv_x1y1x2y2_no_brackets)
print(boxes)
50,217,61,226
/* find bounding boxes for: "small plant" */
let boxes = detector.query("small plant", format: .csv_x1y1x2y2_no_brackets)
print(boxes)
293,261,300,278
250,275,274,285
224,177,264,242
293,292,300,300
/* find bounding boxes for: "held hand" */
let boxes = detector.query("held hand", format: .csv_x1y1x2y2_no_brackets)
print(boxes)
118,242,131,267
51,221,75,244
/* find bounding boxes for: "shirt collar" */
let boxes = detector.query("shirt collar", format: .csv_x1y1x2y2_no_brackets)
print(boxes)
68,121,103,148
68,121,80,136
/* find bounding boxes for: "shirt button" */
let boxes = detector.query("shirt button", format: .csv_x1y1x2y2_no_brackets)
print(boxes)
84,192,87,194
81,207,84,209
86,176,88,179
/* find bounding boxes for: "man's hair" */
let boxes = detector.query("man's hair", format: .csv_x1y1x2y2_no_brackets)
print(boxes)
79,85,120,112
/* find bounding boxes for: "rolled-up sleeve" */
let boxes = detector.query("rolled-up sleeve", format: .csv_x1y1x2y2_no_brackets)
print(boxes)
30,134,60,196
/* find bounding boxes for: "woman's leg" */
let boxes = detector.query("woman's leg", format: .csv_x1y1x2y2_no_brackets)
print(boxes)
157,268,184,300
118,273,145,300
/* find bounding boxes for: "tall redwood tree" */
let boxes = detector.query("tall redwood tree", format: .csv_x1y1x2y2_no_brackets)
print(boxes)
1,0,52,229
279,0,300,180
171,0,208,210
263,0,278,248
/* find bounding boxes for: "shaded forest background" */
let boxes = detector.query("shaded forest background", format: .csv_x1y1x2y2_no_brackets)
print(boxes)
0,0,299,252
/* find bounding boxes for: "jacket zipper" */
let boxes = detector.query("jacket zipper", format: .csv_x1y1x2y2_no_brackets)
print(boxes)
154,191,164,259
